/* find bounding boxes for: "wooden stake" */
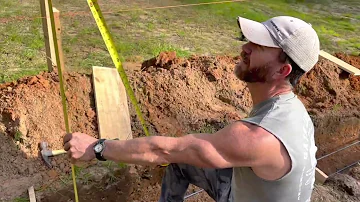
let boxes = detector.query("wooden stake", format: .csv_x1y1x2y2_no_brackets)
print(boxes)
28,186,36,202
39,0,65,72
53,8,65,72
39,0,52,71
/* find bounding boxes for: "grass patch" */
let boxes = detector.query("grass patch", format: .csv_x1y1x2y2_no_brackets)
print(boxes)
14,130,23,143
0,68,46,83
12,198,29,202
1,0,359,83
180,0,360,55
115,37,192,61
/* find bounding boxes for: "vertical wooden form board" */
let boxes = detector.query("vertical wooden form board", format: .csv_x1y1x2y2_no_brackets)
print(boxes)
93,66,133,140
39,0,65,72
53,8,65,72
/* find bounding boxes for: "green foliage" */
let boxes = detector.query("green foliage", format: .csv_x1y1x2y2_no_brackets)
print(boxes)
0,68,46,84
12,198,29,202
80,172,92,185
73,165,84,176
14,130,23,143
118,162,127,168
1,0,359,83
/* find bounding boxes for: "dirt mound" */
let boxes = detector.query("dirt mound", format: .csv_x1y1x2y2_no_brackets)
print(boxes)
293,53,360,176
0,72,98,200
1,52,360,201
312,172,360,202
312,173,360,202
296,55,360,115
349,164,360,181
131,52,250,136
335,53,360,91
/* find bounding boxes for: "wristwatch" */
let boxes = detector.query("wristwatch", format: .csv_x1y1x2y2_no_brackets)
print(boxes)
93,139,107,161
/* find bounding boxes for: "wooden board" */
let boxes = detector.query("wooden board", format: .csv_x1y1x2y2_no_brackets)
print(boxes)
53,8,65,72
315,167,328,184
39,0,53,71
320,50,360,76
28,186,36,202
39,0,64,72
93,66,132,140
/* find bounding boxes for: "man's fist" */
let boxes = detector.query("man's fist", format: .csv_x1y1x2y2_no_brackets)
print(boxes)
63,132,98,163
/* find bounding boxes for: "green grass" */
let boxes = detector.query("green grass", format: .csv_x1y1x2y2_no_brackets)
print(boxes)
0,1,46,83
180,0,360,55
12,198,29,202
0,0,359,83
14,130,23,143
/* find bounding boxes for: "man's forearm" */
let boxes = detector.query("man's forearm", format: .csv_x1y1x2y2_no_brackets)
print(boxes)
102,136,179,165
101,134,220,167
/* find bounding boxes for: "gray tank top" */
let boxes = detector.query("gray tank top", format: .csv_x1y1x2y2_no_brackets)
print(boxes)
232,92,317,202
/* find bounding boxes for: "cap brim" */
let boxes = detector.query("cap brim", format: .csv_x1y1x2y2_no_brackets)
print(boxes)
237,17,279,48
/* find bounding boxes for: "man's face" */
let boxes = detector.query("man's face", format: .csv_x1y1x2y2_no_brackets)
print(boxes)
234,42,285,83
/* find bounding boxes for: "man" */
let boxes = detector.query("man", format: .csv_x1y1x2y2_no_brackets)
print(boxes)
63,16,319,202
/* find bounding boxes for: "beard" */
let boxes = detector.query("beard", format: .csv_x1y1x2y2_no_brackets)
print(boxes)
234,53,270,83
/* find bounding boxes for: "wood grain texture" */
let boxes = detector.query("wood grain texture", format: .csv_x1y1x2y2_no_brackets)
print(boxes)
320,50,360,75
53,8,65,72
39,1,64,72
39,0,53,71
93,66,132,140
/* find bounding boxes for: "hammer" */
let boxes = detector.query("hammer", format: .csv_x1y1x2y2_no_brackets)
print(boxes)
40,141,67,168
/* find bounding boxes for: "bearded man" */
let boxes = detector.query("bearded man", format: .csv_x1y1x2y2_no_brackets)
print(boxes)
63,16,319,202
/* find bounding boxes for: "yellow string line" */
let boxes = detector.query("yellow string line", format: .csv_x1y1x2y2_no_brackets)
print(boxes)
102,0,245,14
0,0,245,24
47,0,79,201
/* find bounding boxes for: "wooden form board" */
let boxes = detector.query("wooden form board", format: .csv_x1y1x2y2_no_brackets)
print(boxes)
315,167,328,184
320,50,360,76
93,66,132,140
39,0,64,72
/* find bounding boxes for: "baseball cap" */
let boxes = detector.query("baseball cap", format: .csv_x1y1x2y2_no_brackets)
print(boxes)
237,16,320,72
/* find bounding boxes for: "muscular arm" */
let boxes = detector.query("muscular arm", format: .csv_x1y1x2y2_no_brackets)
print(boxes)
103,133,239,167
103,122,275,168
65,121,290,175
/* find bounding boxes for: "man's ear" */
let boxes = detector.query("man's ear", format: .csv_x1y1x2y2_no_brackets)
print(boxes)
271,64,292,80
279,64,292,78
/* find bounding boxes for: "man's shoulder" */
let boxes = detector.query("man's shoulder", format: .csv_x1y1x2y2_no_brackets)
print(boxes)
227,121,280,146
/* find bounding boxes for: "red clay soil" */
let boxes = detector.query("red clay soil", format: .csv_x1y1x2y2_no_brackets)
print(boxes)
0,52,359,201
0,72,98,200
335,53,360,91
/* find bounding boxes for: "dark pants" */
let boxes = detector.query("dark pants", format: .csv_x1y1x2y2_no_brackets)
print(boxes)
159,163,233,202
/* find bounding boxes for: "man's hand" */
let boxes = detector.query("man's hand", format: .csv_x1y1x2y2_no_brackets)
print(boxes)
63,132,98,163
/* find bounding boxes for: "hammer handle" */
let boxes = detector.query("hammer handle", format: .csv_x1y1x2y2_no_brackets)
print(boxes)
51,149,67,156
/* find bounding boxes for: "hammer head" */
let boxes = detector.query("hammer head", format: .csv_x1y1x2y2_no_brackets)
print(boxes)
40,141,52,168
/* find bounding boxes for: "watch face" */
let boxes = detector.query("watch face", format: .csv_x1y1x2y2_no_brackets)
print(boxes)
94,144,103,153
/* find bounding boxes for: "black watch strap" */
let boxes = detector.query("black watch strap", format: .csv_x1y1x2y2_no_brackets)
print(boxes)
94,139,107,161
